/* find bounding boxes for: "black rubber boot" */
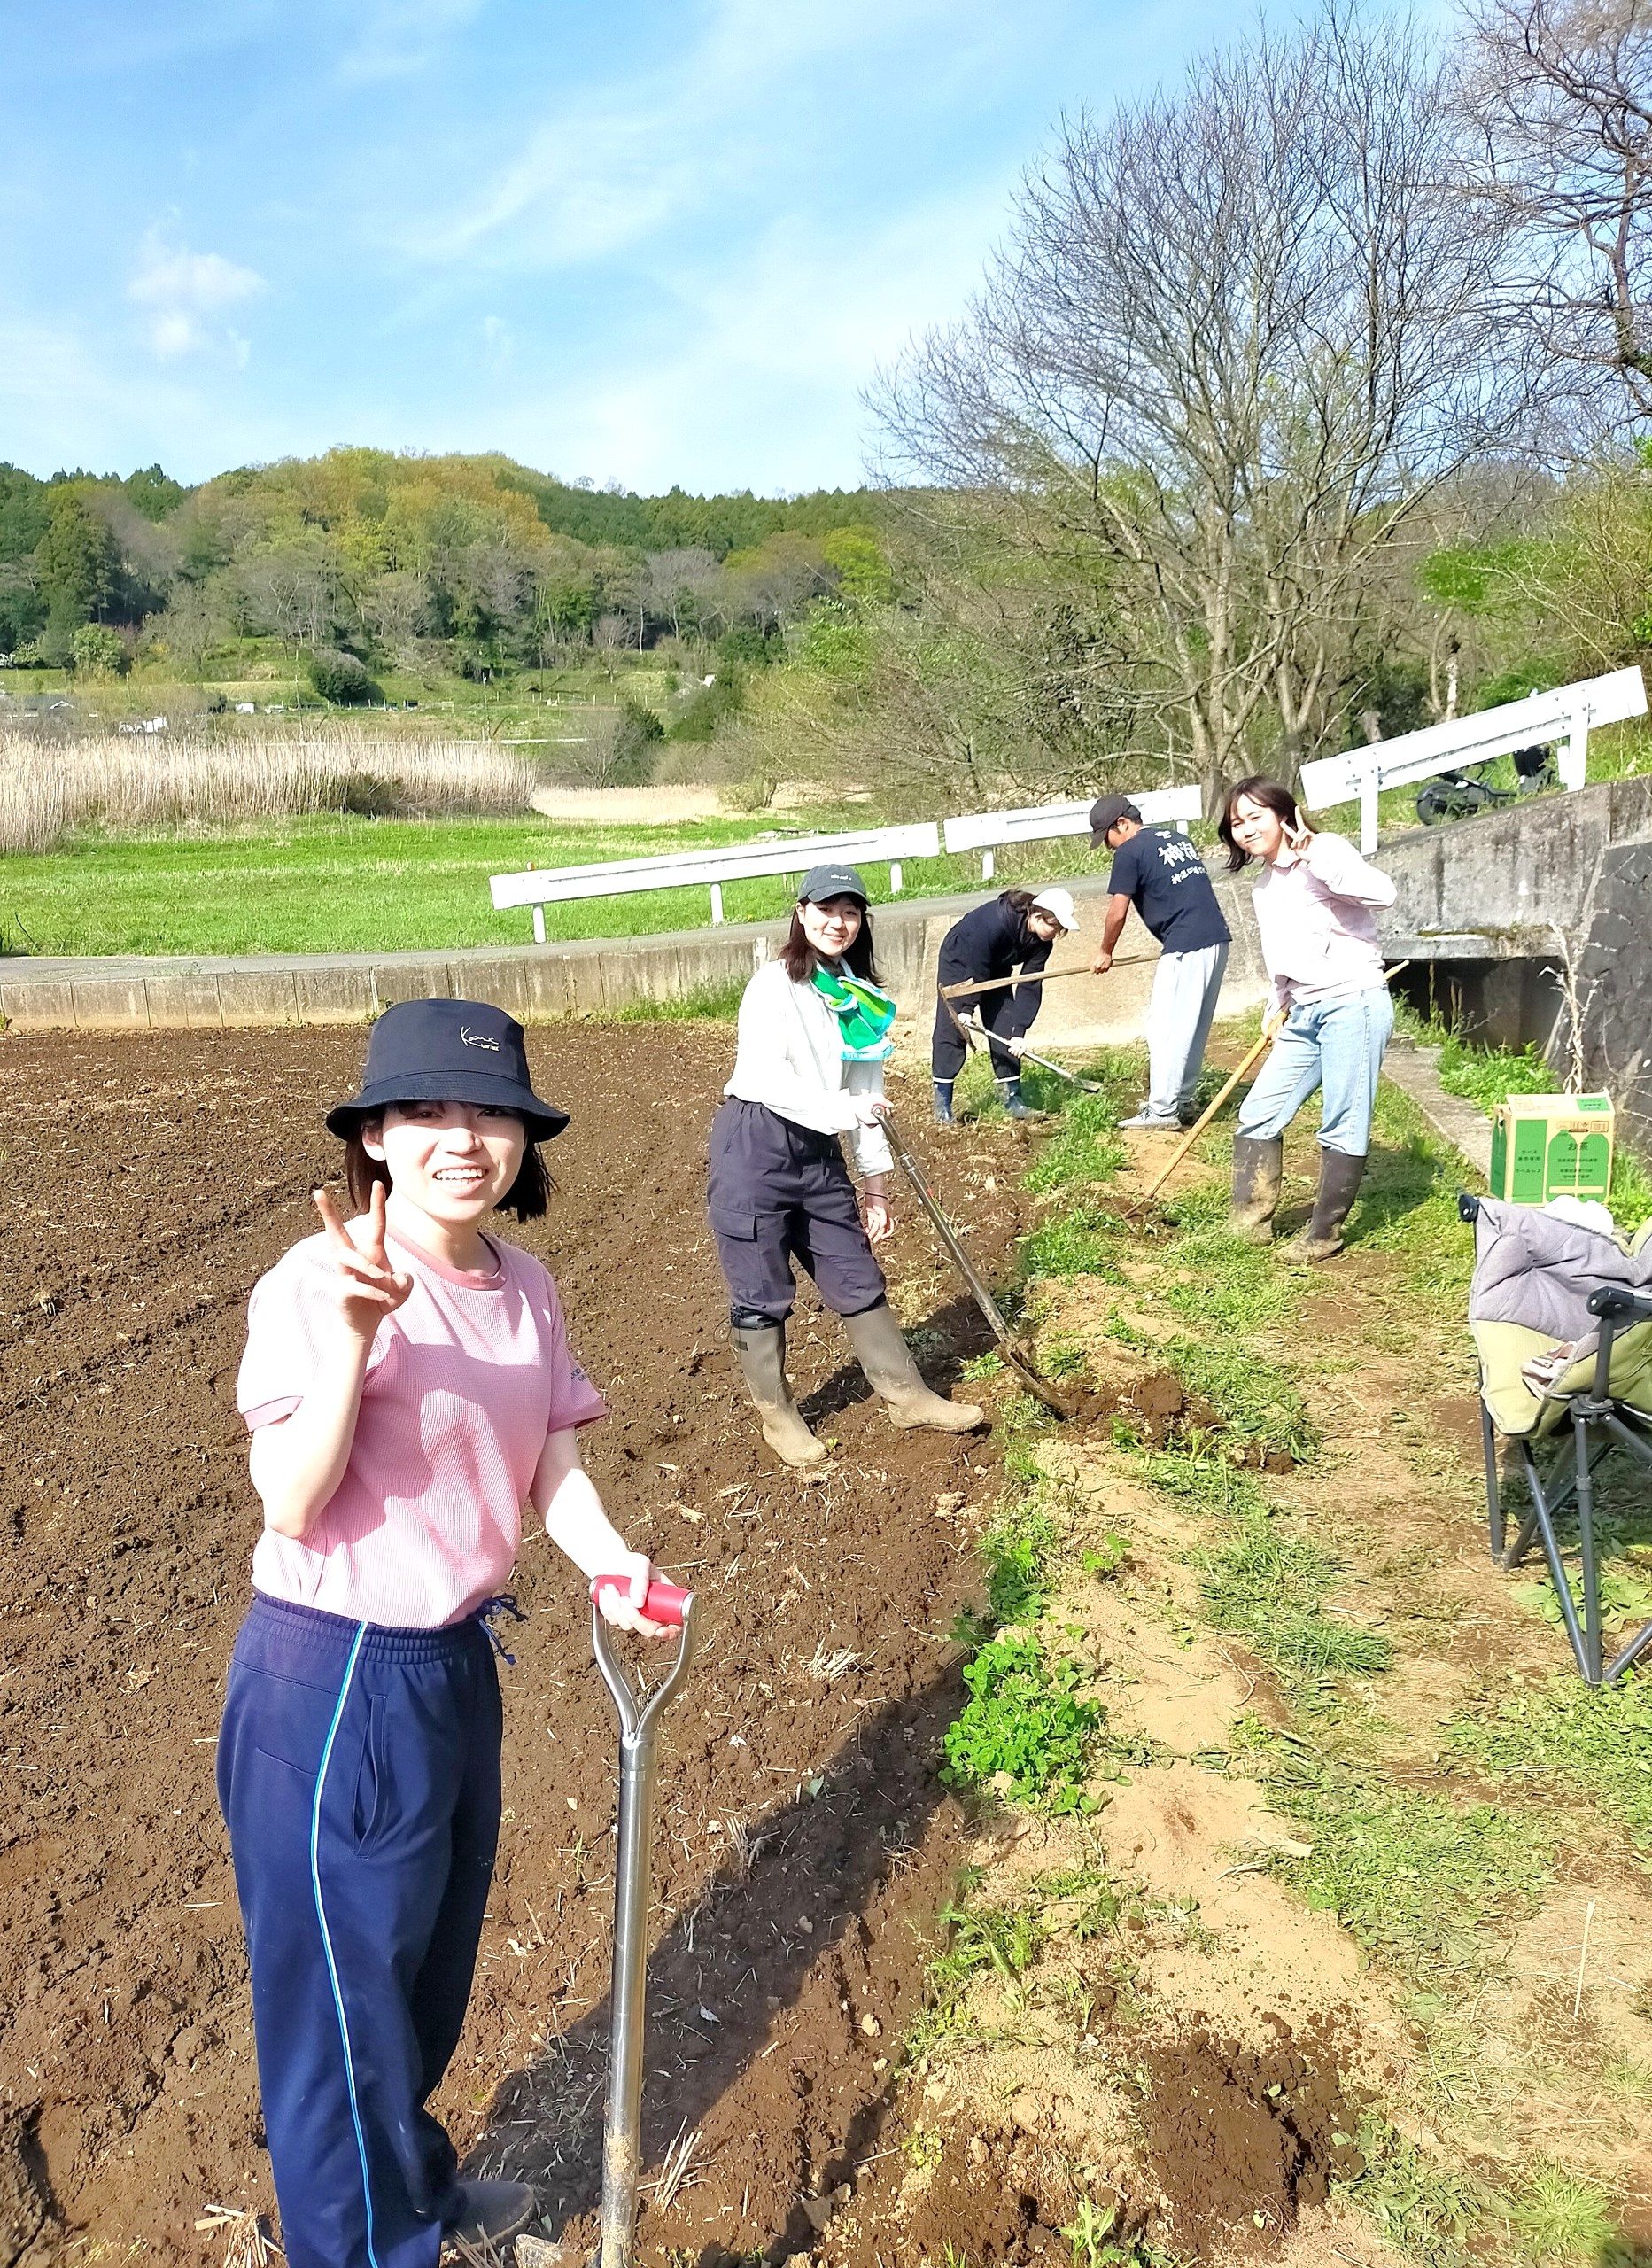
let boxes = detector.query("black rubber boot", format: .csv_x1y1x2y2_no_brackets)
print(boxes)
933,1080,956,1125
1230,1135,1284,1243
1285,1149,1367,1262
996,1077,1037,1121
445,2179,537,2252
731,1321,827,1468
842,1301,985,1433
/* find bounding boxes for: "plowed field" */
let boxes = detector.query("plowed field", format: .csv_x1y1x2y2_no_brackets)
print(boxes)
0,1024,1026,2263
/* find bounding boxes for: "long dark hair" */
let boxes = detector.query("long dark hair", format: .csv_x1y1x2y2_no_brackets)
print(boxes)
998,889,1037,920
1219,775,1300,872
780,905,881,985
343,1113,549,1221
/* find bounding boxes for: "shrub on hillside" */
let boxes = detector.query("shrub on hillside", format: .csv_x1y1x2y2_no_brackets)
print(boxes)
609,699,664,786
71,624,128,679
306,648,381,704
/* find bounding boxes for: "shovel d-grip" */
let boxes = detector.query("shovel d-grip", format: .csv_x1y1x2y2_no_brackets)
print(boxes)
587,1575,699,2268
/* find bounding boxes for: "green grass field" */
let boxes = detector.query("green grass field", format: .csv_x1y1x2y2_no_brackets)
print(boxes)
0,816,1116,959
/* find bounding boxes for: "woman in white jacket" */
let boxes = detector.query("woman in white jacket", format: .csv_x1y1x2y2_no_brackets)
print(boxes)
1219,777,1398,1260
709,862,983,1467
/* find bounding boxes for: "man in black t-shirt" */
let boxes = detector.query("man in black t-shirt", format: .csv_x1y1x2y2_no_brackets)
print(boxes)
1090,795,1231,1129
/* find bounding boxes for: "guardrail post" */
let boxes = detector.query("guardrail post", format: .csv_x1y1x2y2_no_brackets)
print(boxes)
532,908,546,944
710,883,725,925
1360,769,1380,854
981,850,995,881
890,862,903,894
1561,709,1588,793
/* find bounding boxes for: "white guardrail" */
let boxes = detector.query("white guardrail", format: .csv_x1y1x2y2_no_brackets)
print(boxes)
490,786,1212,939
1299,666,1648,853
942,785,1203,879
491,823,942,941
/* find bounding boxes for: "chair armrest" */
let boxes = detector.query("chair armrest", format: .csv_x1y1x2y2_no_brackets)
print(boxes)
1587,1285,1652,1324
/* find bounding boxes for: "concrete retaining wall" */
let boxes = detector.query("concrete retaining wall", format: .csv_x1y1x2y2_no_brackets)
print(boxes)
0,869,1274,1048
1376,775,1652,1146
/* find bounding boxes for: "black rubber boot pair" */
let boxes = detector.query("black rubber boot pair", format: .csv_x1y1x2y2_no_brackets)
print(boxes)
1229,1136,1366,1260
933,1079,956,1125
996,1077,1037,1120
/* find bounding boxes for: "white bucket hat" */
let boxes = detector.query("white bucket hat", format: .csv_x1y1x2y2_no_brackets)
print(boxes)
1031,888,1080,932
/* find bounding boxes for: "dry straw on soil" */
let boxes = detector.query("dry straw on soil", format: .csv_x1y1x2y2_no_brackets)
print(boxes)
0,726,538,852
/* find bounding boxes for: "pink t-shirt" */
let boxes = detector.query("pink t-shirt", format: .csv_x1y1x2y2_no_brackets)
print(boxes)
237,1226,606,1629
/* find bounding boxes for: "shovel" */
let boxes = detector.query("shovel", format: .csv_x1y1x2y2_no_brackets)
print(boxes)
586,1575,700,2268
880,1112,1078,1421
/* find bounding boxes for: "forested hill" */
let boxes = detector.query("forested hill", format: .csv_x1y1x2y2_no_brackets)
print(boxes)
0,447,889,668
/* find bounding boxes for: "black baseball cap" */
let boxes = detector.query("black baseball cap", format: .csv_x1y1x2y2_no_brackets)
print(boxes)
325,998,570,1142
796,863,870,906
1088,795,1142,847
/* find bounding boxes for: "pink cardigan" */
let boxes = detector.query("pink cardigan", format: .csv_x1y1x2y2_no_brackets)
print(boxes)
1251,832,1396,1009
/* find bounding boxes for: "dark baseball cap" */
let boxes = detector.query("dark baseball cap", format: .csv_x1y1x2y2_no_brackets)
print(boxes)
325,998,570,1142
796,863,870,906
1088,795,1143,847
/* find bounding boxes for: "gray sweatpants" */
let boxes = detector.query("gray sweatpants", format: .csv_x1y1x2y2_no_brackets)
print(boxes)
1146,942,1229,1118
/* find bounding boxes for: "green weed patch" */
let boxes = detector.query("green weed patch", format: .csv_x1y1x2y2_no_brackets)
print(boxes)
941,1634,1105,1814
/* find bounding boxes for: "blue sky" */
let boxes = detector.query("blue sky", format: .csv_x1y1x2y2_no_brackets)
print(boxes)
4,0,1258,495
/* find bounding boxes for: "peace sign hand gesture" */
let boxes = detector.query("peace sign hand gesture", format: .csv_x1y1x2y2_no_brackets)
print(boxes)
1283,814,1315,856
313,1183,415,1345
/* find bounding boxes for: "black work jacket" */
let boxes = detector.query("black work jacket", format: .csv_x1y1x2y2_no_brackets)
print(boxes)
935,899,1052,1037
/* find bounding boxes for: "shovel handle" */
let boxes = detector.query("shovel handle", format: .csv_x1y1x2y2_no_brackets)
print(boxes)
592,1575,692,1627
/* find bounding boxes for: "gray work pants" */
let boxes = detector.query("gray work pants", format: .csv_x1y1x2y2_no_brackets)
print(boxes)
1146,942,1229,1118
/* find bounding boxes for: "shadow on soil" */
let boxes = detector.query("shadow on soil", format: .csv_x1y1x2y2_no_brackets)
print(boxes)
468,1666,966,2262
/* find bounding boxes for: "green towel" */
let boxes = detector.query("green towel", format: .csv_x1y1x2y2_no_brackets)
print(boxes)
811,964,896,1062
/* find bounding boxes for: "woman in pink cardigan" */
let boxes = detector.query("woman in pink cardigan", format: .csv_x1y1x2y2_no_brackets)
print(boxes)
1219,776,1397,1260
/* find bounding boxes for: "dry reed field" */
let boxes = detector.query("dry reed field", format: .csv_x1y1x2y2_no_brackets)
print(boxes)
0,726,539,852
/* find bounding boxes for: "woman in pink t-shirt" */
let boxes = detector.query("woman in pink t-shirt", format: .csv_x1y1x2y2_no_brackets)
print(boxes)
216,998,668,2268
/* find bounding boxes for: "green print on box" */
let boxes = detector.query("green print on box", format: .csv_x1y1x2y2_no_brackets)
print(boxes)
1489,1093,1616,1205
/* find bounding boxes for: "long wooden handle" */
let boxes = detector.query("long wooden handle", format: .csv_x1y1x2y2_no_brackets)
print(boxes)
1141,960,1410,1202
940,957,1155,1003
1144,1012,1288,1200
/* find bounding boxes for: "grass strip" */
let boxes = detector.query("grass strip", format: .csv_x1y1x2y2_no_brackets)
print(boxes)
1253,1748,1552,1978
1445,1670,1652,1852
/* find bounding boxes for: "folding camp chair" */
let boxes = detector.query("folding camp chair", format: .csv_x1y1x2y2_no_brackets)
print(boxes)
1466,1193,1652,1686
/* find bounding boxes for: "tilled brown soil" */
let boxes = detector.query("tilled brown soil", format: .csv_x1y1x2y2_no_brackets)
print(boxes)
0,1024,1030,2264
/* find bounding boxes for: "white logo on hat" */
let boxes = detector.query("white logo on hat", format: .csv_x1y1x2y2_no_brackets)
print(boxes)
461,1025,500,1052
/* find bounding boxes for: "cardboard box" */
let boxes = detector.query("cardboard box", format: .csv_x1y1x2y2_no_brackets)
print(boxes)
1489,1092,1616,1205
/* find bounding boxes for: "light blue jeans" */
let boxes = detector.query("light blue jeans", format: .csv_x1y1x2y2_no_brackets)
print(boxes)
1237,985,1393,1156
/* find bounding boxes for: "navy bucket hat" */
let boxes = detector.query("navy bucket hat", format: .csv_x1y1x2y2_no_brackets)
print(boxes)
325,998,570,1142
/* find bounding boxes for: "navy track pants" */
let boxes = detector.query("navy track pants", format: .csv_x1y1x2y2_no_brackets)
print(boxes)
707,1098,888,1325
217,1594,503,2268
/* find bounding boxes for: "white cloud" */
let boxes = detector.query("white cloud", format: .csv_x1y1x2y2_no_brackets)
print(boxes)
128,230,267,359
397,0,968,270
338,0,487,84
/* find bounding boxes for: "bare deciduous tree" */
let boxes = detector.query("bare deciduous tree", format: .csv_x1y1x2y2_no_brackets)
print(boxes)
873,5,1532,806
1461,0,1652,430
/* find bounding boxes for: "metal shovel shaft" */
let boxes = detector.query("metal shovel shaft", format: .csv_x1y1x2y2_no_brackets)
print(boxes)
588,1581,698,2268
598,1728,658,2267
